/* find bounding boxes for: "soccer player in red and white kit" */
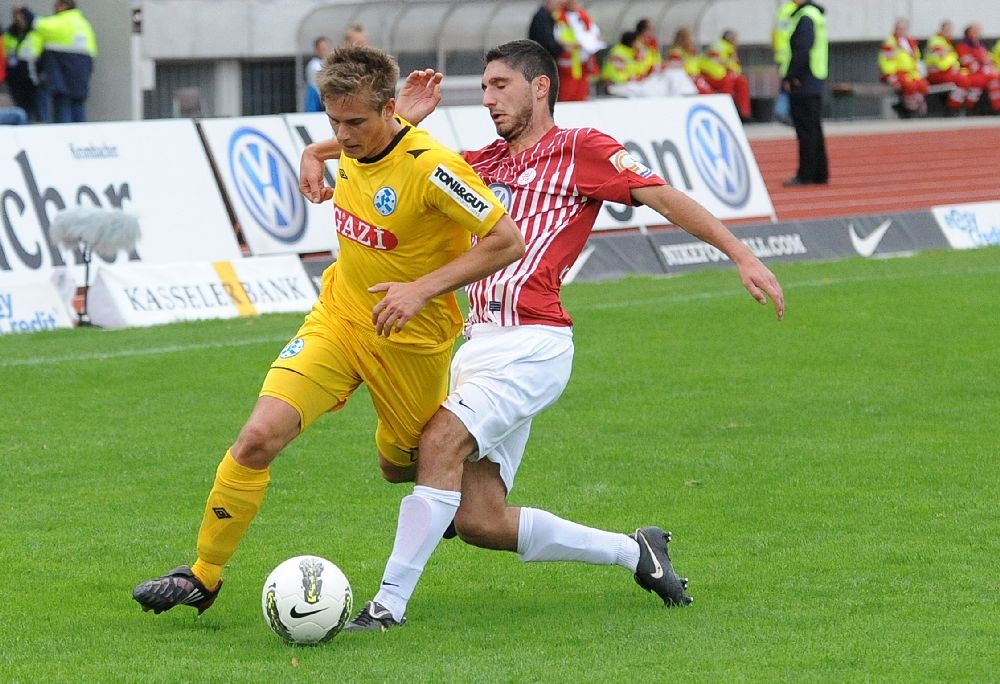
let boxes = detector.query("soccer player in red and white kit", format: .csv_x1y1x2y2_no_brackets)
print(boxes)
300,39,785,630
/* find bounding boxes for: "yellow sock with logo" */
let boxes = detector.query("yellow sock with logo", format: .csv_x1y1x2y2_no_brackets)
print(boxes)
191,450,270,589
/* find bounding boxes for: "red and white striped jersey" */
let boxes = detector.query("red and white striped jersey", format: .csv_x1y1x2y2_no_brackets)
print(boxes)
462,125,665,328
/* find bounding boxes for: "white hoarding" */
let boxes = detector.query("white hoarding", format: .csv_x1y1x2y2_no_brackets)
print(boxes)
87,254,315,329
446,94,775,229
932,202,1000,249
198,116,338,256
0,120,243,286
0,271,76,334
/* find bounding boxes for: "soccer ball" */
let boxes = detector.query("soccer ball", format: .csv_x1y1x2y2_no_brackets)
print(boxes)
261,555,353,644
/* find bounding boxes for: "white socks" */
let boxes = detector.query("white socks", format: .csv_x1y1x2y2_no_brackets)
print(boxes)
516,507,640,572
374,499,641,622
373,485,460,621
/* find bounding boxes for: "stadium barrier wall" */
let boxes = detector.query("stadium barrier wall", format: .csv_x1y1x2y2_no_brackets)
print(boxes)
86,254,314,329
0,270,76,335
3,98,999,332
568,205,1000,283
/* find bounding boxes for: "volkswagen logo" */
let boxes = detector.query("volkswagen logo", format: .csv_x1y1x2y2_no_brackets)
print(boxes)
488,183,513,211
685,105,750,208
228,127,307,243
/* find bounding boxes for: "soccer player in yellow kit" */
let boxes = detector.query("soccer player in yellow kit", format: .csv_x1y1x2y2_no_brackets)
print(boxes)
131,45,524,615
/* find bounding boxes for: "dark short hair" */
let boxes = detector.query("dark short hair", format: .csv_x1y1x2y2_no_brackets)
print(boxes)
316,44,399,111
484,39,559,115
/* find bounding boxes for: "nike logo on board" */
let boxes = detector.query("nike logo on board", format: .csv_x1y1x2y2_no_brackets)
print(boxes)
849,219,893,257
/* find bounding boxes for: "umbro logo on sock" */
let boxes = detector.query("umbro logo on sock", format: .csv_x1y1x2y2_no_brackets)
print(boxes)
212,507,233,519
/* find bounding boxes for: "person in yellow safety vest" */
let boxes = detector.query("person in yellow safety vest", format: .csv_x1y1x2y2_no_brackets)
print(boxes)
18,0,97,123
771,1,798,123
924,20,970,113
781,0,828,186
879,18,929,117
772,1,798,72
993,39,1000,73
552,3,589,101
700,29,751,120
666,27,712,94
601,30,641,88
633,18,662,79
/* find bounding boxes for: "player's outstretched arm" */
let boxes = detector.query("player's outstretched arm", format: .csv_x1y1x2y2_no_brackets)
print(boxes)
395,69,444,125
299,139,341,204
632,185,785,320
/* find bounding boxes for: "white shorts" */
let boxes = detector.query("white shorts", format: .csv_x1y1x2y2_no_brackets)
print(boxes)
442,323,574,493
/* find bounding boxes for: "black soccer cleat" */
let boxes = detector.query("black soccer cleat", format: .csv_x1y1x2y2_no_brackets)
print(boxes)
630,526,693,607
132,565,222,615
344,601,406,632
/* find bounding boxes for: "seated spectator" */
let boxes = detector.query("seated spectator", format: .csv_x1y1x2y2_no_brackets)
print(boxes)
925,20,970,114
879,18,929,117
634,18,662,79
700,29,752,120
957,22,1000,113
602,30,695,98
667,27,713,94
601,30,641,93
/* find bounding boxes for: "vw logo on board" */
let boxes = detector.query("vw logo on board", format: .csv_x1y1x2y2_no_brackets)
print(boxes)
228,127,307,243
685,105,751,209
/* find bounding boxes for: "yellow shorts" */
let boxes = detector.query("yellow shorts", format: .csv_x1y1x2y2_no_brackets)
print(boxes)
260,297,452,469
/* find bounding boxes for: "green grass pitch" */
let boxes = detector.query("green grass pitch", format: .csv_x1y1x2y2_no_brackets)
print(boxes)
1,246,997,682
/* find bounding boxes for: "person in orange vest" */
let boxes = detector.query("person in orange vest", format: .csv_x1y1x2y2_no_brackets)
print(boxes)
878,18,929,117
700,29,752,120
925,20,970,113
957,22,1000,113
667,27,712,94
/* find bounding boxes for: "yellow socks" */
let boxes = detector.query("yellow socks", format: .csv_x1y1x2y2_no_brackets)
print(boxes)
191,450,270,588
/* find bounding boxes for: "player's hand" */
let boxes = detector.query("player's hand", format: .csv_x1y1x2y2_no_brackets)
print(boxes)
299,144,334,204
369,281,431,337
396,69,443,125
737,259,785,320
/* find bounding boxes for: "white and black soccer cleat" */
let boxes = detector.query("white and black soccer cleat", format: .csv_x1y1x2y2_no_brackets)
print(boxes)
630,526,693,607
344,601,406,632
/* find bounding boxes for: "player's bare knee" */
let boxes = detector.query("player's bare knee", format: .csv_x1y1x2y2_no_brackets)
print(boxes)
453,510,499,549
380,459,416,484
231,423,283,468
419,411,476,467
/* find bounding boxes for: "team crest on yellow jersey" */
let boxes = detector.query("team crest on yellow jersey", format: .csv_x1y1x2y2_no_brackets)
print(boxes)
374,187,397,216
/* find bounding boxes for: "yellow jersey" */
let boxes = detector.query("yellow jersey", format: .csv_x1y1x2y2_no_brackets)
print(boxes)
327,121,507,349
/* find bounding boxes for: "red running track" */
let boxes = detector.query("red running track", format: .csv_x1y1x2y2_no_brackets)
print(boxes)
745,118,1000,223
